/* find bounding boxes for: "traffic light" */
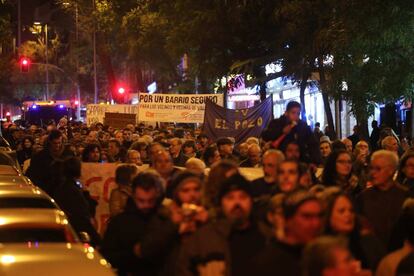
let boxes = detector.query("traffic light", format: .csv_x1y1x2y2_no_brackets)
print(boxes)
118,87,125,94
20,57,30,73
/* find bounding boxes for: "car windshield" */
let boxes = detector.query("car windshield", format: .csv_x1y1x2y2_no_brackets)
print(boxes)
0,198,56,209
0,137,10,148
0,228,68,243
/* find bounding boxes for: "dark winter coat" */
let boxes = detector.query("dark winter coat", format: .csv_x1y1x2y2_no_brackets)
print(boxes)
53,178,101,246
101,200,163,276
26,148,73,195
251,238,303,276
176,218,266,276
355,183,409,248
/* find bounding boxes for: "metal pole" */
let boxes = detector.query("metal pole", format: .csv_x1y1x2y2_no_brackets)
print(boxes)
75,4,81,121
45,24,49,100
76,84,81,120
17,0,21,47
93,0,98,104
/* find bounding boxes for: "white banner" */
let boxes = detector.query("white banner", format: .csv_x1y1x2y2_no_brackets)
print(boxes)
138,93,224,123
80,162,261,234
86,104,139,126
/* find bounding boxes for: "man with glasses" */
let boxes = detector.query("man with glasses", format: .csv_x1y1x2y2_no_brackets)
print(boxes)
356,150,409,248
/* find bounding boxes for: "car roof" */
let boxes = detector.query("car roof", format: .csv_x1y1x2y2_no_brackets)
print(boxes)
0,175,32,186
0,185,50,198
0,165,20,176
0,244,114,275
0,209,67,227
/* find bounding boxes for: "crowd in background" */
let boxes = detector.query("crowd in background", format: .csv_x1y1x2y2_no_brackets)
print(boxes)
1,101,414,276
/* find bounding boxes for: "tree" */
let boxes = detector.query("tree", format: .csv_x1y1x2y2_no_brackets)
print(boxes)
0,1,15,104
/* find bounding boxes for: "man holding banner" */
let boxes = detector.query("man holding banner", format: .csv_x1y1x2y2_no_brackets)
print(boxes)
261,101,321,165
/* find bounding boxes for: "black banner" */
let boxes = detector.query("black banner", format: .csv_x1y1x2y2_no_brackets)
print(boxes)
203,97,273,144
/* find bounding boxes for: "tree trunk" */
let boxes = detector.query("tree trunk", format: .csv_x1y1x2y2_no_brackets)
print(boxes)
318,57,335,138
299,74,308,122
356,116,369,141
259,82,266,101
96,33,117,95
134,63,145,93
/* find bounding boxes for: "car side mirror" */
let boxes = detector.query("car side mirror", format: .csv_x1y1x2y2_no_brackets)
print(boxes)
79,232,91,243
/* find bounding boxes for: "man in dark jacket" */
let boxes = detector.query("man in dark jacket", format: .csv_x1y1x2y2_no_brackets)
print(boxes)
26,129,71,195
169,138,188,167
250,149,285,199
261,101,321,164
252,190,323,275
177,173,266,276
356,150,409,248
101,172,165,276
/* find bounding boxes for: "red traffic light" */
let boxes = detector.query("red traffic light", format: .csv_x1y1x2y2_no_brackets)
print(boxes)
74,100,79,105
20,57,30,73
118,87,125,94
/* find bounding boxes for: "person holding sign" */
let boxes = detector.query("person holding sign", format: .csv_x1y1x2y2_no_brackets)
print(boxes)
261,101,321,165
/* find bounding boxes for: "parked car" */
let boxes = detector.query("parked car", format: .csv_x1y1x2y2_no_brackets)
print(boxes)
0,164,31,186
0,185,58,209
0,209,114,275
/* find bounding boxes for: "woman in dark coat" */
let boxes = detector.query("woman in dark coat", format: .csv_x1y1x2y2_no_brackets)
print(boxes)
52,157,101,246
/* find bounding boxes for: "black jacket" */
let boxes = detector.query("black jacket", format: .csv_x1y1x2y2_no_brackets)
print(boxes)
26,148,73,195
176,218,266,276
173,153,189,167
355,184,408,248
101,200,162,276
53,178,101,246
252,238,303,276
261,115,321,164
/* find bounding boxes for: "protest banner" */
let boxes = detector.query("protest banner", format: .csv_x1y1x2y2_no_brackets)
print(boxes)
80,162,261,234
137,93,223,123
203,96,273,144
86,104,139,126
104,113,136,129
80,163,149,234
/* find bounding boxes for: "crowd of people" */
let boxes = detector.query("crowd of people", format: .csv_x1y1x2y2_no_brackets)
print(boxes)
1,100,414,276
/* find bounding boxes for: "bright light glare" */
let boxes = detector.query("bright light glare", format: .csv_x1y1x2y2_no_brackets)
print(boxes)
1,255,15,264
118,87,125,94
22,59,28,65
32,105,37,109
59,104,64,109
100,259,108,266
